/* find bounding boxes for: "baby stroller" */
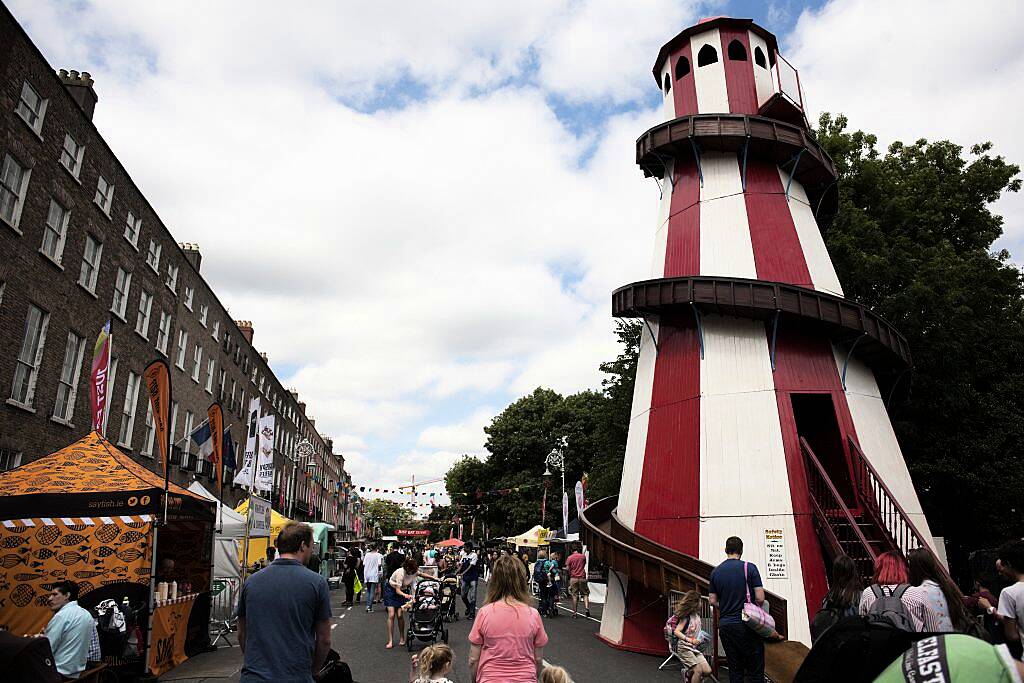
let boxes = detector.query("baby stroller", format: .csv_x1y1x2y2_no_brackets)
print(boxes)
406,578,448,651
439,577,460,623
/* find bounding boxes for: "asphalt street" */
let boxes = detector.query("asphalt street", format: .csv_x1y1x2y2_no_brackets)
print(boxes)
162,581,690,682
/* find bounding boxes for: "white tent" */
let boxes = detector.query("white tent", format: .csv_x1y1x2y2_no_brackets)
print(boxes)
510,525,550,548
187,481,246,579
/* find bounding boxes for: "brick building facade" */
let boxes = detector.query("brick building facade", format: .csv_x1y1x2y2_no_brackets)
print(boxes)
0,2,360,533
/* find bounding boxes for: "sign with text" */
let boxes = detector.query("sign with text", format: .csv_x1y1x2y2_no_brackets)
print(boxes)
764,528,788,579
397,529,430,537
143,359,171,475
255,415,276,494
248,495,272,538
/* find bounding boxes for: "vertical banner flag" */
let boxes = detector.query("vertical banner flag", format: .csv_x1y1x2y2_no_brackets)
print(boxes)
143,360,172,474
207,402,224,490
574,480,585,518
89,321,112,432
562,491,569,534
255,414,275,494
233,397,261,487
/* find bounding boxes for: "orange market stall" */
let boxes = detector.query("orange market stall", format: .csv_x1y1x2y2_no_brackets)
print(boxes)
0,432,216,679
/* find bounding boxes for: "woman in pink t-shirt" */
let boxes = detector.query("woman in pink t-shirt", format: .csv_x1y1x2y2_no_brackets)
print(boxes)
468,555,548,683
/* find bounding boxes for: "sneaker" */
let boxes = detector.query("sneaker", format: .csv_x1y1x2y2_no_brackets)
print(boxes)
585,609,591,618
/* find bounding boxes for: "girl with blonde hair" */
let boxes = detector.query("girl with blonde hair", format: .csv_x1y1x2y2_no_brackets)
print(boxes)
409,644,455,683
666,589,712,683
541,664,574,683
468,555,548,682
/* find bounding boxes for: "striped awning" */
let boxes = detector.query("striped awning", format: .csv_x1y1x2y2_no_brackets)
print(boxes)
2,514,154,528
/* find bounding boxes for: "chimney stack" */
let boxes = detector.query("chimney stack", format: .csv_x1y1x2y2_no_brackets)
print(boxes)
235,320,254,344
57,69,98,120
178,243,202,272
299,402,307,415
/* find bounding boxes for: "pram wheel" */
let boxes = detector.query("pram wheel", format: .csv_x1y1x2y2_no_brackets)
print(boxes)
442,629,449,644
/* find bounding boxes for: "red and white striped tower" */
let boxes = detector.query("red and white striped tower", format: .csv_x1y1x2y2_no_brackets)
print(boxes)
600,17,934,649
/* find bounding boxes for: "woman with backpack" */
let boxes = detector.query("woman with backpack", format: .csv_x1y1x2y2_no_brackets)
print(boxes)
858,551,933,631
905,547,973,632
811,554,863,642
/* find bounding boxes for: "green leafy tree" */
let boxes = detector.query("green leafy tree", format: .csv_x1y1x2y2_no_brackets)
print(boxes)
363,498,416,536
816,113,1024,560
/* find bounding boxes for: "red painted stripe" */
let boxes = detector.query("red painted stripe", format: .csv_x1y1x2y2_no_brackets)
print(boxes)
633,316,700,554
744,160,813,287
719,27,758,115
663,159,701,277
671,43,699,117
618,579,671,654
771,323,860,625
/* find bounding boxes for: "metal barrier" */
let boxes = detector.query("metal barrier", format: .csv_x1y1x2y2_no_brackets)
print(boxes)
663,590,720,677
210,577,240,647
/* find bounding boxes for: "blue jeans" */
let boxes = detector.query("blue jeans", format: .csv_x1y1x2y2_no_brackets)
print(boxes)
364,582,378,609
462,578,477,614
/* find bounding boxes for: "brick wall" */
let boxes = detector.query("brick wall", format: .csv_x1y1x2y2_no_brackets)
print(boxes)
0,3,346,522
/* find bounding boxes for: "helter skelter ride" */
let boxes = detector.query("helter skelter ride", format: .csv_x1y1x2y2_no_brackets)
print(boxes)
578,16,942,658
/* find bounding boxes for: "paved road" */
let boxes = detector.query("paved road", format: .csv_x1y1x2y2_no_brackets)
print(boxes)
163,582,687,682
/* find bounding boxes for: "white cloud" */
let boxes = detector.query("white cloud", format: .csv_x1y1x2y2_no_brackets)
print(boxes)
786,0,1024,256
416,409,495,454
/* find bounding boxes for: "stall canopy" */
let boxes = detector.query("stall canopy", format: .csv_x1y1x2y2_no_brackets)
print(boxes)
187,481,245,580
0,431,214,521
0,432,214,636
435,537,464,548
308,522,334,556
510,525,551,548
234,498,292,566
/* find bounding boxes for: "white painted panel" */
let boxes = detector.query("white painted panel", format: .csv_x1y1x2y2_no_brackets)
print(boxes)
699,515,812,645
618,320,659,529
781,170,844,296
690,29,729,114
649,159,674,278
663,63,677,122
599,569,627,643
700,154,757,279
844,393,932,530
832,345,881,399
701,316,775,395
748,30,776,108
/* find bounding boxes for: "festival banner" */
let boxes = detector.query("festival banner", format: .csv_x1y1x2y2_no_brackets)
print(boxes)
562,491,569,533
148,598,194,676
233,397,261,487
397,529,430,537
207,402,224,490
143,360,172,474
255,414,275,494
574,480,585,517
89,320,112,432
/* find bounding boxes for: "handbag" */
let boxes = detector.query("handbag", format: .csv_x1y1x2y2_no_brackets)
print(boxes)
740,561,776,638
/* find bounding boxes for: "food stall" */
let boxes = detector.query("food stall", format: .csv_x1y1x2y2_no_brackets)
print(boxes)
234,498,292,568
0,432,216,679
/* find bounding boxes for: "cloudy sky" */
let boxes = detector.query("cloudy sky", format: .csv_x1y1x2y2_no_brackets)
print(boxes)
11,0,1021,510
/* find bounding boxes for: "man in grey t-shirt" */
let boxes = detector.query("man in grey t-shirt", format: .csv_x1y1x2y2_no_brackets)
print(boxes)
238,523,332,682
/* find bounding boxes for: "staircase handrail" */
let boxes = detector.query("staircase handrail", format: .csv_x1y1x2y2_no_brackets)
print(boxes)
800,437,878,564
847,436,931,556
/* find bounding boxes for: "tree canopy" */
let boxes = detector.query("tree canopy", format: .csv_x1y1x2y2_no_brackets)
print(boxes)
816,113,1023,559
363,498,417,536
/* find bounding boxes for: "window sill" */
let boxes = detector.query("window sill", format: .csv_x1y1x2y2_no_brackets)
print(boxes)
110,309,128,325
77,282,99,299
50,415,74,428
134,329,149,343
5,398,36,414
165,283,178,296
1,214,24,236
93,200,112,220
116,442,133,452
38,248,65,271
147,261,160,274
191,375,200,384
124,236,140,252
17,113,44,142
205,387,213,395
157,347,168,358
174,362,186,372
60,163,82,185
